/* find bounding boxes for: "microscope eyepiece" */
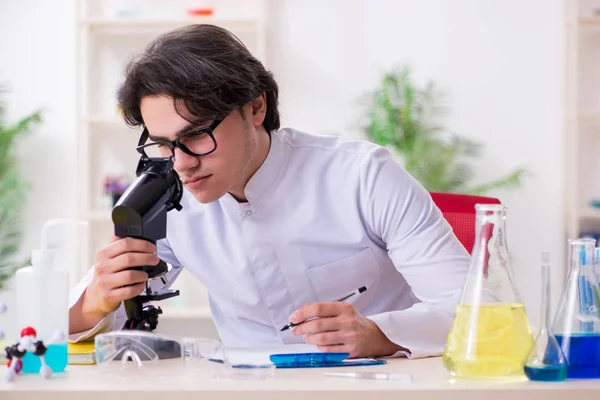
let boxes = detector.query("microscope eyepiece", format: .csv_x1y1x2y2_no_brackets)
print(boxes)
112,157,182,240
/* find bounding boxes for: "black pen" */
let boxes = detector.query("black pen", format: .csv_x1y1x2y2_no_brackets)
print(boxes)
280,286,367,331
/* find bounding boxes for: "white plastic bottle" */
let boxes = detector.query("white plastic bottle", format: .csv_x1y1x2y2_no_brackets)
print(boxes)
14,219,86,374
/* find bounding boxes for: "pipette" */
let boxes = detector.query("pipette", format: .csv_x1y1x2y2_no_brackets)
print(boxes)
324,372,412,381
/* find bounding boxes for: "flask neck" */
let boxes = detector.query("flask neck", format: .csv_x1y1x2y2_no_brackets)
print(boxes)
474,205,509,277
566,239,596,276
553,238,599,335
562,238,598,300
461,203,522,305
540,258,551,333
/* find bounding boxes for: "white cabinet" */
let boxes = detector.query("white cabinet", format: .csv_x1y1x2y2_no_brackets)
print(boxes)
565,0,600,242
74,0,267,315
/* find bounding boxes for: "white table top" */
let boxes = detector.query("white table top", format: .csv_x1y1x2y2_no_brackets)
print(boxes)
1,356,599,400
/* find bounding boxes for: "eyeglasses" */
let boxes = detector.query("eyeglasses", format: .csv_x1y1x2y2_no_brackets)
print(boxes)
136,118,224,159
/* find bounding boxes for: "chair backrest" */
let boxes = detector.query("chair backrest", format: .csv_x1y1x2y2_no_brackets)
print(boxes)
430,192,501,254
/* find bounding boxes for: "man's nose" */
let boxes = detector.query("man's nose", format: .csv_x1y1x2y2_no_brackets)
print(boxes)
173,147,200,171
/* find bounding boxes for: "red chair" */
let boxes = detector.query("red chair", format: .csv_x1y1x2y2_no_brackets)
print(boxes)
430,192,501,255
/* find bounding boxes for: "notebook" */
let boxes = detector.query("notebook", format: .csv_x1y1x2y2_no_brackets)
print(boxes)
217,344,319,365
68,342,96,365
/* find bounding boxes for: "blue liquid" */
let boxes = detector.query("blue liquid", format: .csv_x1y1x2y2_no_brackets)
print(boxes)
20,343,68,374
556,334,600,378
524,365,567,381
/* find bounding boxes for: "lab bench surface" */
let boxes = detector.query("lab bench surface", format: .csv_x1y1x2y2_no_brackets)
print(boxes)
1,356,598,400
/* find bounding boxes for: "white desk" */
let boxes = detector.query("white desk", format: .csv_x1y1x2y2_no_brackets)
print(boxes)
1,357,598,400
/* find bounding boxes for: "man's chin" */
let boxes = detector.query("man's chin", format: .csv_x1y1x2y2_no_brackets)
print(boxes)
188,187,225,204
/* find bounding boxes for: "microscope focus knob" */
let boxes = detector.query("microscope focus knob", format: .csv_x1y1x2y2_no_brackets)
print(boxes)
131,259,169,279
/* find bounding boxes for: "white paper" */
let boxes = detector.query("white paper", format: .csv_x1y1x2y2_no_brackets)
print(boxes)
216,343,322,365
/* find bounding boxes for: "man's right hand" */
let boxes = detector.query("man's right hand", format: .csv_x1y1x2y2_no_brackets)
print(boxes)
80,236,160,323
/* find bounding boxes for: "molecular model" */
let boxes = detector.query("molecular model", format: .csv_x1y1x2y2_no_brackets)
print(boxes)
1,303,65,382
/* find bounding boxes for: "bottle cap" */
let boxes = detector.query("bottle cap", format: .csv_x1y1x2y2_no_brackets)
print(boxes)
31,248,55,270
32,218,88,273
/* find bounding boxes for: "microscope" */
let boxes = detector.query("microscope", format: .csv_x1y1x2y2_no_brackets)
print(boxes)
111,155,183,332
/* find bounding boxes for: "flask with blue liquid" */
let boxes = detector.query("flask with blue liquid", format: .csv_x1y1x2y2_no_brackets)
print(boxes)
523,251,567,381
552,238,600,379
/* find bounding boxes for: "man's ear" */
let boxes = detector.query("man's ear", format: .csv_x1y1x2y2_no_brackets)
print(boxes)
249,92,267,127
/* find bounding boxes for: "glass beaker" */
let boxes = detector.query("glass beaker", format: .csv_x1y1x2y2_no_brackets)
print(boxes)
523,251,567,381
553,238,600,379
443,204,533,379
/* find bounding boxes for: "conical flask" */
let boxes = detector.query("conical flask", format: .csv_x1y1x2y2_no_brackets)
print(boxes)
443,204,533,379
552,238,600,379
523,251,567,381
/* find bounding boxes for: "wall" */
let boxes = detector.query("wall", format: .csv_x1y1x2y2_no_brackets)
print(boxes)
0,0,77,337
267,0,565,325
0,0,78,253
0,0,564,328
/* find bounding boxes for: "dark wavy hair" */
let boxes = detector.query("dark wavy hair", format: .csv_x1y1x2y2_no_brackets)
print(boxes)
117,24,280,132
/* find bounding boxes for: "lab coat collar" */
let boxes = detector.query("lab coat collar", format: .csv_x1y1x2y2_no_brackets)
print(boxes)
244,130,286,204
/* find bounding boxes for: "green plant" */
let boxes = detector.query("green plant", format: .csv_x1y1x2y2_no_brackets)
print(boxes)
362,66,526,195
0,87,42,289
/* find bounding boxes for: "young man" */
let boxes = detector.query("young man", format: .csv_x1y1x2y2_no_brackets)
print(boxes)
68,24,470,359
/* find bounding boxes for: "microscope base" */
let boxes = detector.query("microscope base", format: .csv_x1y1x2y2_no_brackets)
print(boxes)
120,289,182,360
109,332,183,361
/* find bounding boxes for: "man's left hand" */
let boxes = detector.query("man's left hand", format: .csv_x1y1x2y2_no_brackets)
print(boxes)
289,302,404,358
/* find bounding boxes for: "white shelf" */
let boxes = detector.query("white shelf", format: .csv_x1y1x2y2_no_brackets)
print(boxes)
578,207,600,220
84,114,126,125
579,17,600,25
79,17,260,31
88,209,112,222
564,1,600,241
75,0,268,288
578,114,600,125
158,305,213,320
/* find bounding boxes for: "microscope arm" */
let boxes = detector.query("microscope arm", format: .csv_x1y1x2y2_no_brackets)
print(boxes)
112,156,184,332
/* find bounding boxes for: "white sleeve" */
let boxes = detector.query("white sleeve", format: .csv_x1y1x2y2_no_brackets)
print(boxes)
68,238,183,342
358,147,471,359
68,265,126,342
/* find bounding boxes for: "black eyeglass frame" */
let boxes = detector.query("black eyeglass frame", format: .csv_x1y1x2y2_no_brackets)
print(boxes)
136,117,224,159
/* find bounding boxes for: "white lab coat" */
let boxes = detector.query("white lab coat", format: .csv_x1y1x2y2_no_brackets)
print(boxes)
69,127,471,359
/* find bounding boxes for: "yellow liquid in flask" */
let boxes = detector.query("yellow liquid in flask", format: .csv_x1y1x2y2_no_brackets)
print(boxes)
443,304,533,379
